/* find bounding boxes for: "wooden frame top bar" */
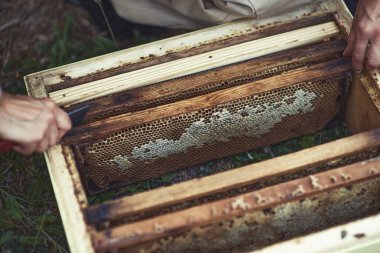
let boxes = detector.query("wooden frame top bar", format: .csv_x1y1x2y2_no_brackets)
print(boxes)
64,57,351,145
86,128,380,224
75,39,346,125
25,1,331,93
49,22,339,106
92,156,380,251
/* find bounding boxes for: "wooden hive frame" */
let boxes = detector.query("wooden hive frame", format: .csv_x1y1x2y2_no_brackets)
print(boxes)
24,0,380,252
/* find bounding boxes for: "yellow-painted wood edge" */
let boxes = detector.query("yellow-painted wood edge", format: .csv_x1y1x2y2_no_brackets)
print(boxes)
24,74,95,253
43,146,94,253
254,212,380,253
49,22,339,106
24,1,329,90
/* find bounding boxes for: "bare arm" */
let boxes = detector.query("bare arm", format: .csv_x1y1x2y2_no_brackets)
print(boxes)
344,0,380,71
0,93,71,155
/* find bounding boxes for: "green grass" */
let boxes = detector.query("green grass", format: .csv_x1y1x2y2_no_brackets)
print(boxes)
0,153,68,252
38,14,120,69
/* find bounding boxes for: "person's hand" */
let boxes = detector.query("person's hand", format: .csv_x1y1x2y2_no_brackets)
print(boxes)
0,93,72,155
343,0,380,71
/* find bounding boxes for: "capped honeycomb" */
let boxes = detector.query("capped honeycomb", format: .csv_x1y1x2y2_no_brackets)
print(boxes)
76,78,343,191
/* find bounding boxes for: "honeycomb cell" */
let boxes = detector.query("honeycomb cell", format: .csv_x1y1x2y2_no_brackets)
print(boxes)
76,78,342,190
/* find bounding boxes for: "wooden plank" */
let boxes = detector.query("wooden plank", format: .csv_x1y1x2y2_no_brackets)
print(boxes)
370,70,380,110
24,76,95,253
63,57,351,145
74,39,346,124
50,14,332,93
44,146,94,253
24,1,330,91
345,74,380,133
253,212,380,253
360,72,380,111
49,22,340,106
330,0,353,37
91,156,380,251
85,128,380,224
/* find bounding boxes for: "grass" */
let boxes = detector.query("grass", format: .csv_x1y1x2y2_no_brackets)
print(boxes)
0,152,68,252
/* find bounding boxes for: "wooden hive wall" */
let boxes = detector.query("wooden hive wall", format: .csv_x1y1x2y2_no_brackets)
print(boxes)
22,1,380,252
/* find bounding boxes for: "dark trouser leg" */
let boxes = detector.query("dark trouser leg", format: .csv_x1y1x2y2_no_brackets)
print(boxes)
344,0,357,15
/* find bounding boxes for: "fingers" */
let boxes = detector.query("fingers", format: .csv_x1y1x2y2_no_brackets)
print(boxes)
55,107,72,139
344,0,380,71
36,99,71,151
0,95,71,155
21,103,56,154
13,143,38,155
343,23,356,57
344,27,371,71
13,125,55,155
351,35,369,71
48,118,59,147
36,129,51,153
366,39,380,69
38,99,67,150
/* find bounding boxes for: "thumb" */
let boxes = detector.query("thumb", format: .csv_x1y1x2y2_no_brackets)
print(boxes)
343,30,355,56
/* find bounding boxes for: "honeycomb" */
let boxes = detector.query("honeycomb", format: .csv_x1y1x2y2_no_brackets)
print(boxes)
76,78,343,191
125,177,380,253
88,61,311,123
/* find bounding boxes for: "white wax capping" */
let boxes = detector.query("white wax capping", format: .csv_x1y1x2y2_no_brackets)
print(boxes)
109,89,317,171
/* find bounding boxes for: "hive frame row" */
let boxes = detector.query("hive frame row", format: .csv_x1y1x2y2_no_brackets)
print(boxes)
24,0,380,252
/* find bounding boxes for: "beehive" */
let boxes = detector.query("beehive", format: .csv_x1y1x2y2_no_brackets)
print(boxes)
24,1,380,252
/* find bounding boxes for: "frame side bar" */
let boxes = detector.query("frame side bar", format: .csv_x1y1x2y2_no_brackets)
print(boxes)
44,146,94,253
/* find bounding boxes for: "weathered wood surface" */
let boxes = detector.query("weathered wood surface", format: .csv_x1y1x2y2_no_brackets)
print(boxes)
72,39,346,124
24,1,332,92
92,156,380,251
49,14,332,93
85,128,380,224
345,73,380,133
49,22,340,106
371,70,380,111
44,146,94,253
254,212,380,253
24,76,95,253
63,57,351,145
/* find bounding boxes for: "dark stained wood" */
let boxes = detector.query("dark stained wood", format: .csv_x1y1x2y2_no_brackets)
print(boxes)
49,14,333,93
62,57,352,145
69,39,346,124
85,128,380,224
345,73,380,133
91,157,380,251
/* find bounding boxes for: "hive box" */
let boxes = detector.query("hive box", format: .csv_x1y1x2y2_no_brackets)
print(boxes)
24,0,380,252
